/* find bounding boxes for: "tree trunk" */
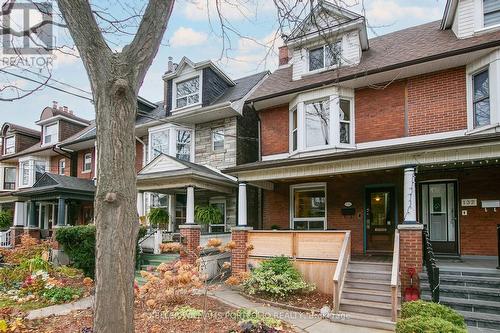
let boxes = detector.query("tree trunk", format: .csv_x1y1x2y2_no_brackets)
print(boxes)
93,79,139,332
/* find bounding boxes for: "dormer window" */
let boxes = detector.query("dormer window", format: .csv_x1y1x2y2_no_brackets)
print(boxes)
308,41,341,72
4,136,15,155
484,0,500,28
175,76,200,109
43,122,59,145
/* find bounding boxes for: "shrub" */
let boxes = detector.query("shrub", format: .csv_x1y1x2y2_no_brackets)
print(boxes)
237,308,283,332
0,210,13,231
400,300,466,329
41,286,82,304
20,256,51,273
242,256,314,298
396,315,466,333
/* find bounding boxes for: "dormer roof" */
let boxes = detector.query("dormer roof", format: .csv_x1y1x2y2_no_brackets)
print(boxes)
162,56,236,86
36,106,91,126
1,123,40,138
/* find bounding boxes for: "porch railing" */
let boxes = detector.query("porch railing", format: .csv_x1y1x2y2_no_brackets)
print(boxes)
0,230,12,248
422,225,440,302
333,231,351,313
390,231,400,321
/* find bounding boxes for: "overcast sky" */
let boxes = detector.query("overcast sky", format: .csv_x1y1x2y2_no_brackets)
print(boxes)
0,0,446,129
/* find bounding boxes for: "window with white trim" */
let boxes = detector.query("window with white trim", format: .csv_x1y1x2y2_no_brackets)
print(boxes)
151,130,169,159
58,158,66,175
308,41,341,71
212,128,225,151
34,161,46,182
43,122,59,145
209,199,226,233
4,136,15,155
20,161,29,186
83,153,92,172
291,184,326,230
175,76,200,109
305,99,330,148
484,0,500,27
291,109,298,151
176,130,191,161
3,167,16,190
148,126,194,163
339,98,352,144
472,68,490,128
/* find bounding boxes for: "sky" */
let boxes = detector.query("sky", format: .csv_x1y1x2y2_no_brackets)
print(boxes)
0,0,446,129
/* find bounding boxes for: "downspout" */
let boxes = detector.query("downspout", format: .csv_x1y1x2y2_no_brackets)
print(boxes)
249,101,262,161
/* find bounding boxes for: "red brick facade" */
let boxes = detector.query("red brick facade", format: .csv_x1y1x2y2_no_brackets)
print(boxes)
398,227,423,297
77,148,95,179
355,80,406,143
180,226,201,265
259,104,289,156
49,155,71,176
407,67,467,136
231,228,250,273
59,120,87,141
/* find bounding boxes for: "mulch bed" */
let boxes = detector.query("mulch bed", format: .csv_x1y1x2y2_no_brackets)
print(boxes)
23,295,297,333
244,291,333,313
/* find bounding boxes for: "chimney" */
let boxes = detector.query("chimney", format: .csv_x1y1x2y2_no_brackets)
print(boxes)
59,106,63,111
278,46,289,66
63,106,68,113
52,101,58,109
167,56,173,73
69,110,74,115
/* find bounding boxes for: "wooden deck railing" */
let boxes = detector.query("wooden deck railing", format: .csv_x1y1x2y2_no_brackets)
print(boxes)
391,230,400,322
332,231,351,313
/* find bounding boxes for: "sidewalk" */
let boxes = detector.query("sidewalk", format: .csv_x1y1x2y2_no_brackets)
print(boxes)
209,287,393,333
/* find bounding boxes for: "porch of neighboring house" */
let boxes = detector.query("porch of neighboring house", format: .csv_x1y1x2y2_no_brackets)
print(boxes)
13,173,95,241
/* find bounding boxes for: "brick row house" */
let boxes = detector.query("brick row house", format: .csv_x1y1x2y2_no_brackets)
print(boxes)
224,0,500,329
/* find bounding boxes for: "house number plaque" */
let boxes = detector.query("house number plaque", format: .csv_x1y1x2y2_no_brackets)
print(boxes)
461,199,477,207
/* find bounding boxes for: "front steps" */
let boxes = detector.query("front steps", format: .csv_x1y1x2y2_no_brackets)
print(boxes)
420,267,500,331
332,260,399,331
135,253,179,286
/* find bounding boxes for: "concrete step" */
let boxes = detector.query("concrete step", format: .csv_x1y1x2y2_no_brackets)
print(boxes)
340,298,394,317
438,268,500,279
330,311,395,331
458,310,500,330
344,278,392,292
342,287,399,304
347,269,391,281
422,295,500,316
421,283,500,303
348,261,392,272
436,274,500,289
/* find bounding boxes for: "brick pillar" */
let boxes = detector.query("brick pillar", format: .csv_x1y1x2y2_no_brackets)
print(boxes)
179,224,201,265
24,228,40,240
398,224,423,300
231,226,252,273
9,226,24,246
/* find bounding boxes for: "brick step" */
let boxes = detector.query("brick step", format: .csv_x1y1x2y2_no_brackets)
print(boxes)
421,283,500,302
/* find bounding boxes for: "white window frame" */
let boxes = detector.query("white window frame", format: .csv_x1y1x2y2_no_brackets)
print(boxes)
3,167,16,190
147,124,195,163
289,183,327,230
307,40,342,73
83,153,92,173
475,0,500,32
212,127,225,152
4,136,15,155
18,157,49,188
172,73,202,111
58,158,66,175
471,68,491,129
20,161,30,187
175,129,192,161
338,97,355,147
209,198,227,233
42,122,59,146
290,108,298,152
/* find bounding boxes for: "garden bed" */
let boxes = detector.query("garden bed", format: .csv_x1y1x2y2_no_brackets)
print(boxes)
240,290,332,314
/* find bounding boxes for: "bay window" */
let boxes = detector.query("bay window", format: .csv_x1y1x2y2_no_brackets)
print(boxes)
308,41,341,71
176,130,191,161
291,109,298,151
291,184,326,230
339,98,352,144
472,69,490,128
20,161,30,186
305,99,330,148
34,161,46,182
43,122,59,145
4,136,15,155
148,126,194,163
175,76,200,109
151,130,169,159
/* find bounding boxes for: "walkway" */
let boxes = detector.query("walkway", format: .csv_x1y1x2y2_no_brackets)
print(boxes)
26,296,94,320
209,287,393,333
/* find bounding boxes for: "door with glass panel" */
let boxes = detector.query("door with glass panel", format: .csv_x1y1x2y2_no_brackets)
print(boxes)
420,182,458,254
366,187,395,252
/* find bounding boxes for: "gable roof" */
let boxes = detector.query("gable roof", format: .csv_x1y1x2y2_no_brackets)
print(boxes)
16,173,95,196
163,57,235,86
249,20,500,103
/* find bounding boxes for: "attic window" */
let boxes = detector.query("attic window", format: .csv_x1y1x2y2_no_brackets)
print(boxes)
484,0,500,27
4,136,15,155
175,76,200,109
43,122,58,145
308,41,341,71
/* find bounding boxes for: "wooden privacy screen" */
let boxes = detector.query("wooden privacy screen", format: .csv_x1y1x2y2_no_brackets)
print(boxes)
247,231,347,294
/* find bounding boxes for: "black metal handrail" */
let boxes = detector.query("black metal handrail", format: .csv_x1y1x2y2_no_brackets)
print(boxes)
422,225,439,302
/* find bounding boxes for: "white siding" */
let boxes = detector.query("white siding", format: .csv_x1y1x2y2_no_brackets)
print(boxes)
455,0,476,38
292,48,306,81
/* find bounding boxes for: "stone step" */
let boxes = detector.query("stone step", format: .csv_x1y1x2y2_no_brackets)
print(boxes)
344,278,392,292
330,311,395,331
348,261,392,272
421,295,500,316
340,298,394,318
433,274,500,289
342,287,399,304
458,310,500,330
347,269,391,281
437,268,500,279
421,283,500,302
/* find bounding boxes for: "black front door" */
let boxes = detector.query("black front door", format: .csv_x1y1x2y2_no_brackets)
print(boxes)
366,187,396,252
420,182,458,254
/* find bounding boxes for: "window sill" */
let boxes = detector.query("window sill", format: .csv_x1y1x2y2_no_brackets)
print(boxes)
465,123,500,135
475,24,500,35
81,170,92,174
171,102,202,113
301,64,341,78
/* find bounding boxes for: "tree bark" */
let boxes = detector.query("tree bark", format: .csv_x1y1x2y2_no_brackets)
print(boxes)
57,1,175,332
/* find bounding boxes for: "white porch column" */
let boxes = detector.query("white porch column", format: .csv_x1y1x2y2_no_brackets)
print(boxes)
136,192,144,217
13,202,26,227
238,182,247,226
403,166,417,224
186,186,195,224
168,194,176,231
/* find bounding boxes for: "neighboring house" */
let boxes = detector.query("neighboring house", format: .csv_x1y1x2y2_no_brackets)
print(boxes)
134,57,268,233
225,1,500,328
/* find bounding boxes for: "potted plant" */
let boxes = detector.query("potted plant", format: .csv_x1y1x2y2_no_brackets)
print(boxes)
195,205,222,227
147,208,169,230
0,210,13,231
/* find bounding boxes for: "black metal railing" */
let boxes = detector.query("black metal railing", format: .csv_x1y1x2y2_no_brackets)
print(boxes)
423,225,440,302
